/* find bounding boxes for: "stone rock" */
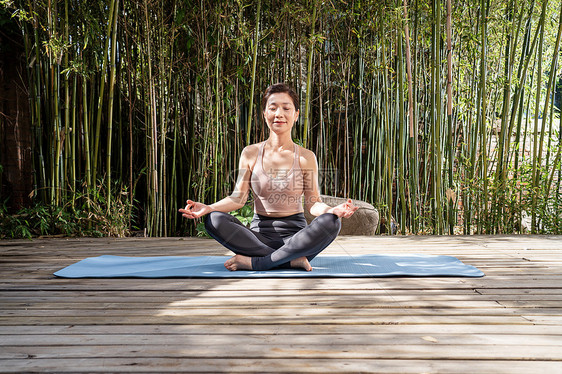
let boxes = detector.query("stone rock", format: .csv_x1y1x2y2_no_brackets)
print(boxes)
304,195,379,235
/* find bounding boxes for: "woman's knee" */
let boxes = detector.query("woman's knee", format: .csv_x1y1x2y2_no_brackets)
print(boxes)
315,213,342,235
204,211,229,233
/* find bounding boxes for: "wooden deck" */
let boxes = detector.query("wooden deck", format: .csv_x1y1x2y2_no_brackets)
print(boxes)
1,235,562,373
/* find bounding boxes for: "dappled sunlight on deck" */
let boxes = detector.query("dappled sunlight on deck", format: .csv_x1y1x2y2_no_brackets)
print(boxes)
1,235,562,372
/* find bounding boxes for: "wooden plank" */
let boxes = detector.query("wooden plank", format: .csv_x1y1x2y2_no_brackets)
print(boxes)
0,288,559,296
0,315,534,325
9,300,516,309
0,307,535,318
2,333,562,347
0,290,491,300
2,323,562,335
0,358,559,373
1,281,560,292
2,292,561,303
2,343,562,360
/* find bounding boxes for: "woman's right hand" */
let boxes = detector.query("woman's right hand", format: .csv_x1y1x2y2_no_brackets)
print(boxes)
328,199,358,219
178,200,213,219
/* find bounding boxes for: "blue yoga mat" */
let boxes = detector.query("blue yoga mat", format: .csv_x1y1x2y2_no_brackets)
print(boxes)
54,254,484,278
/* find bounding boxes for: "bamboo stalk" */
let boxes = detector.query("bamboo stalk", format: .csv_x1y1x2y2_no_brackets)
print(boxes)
477,0,489,234
507,2,539,158
381,27,393,234
538,0,562,202
303,0,318,148
143,0,158,236
170,79,180,235
356,42,365,200
93,0,117,188
71,68,77,207
494,0,514,224
511,2,535,231
213,28,221,204
246,0,261,146
124,24,134,224
411,0,420,233
446,0,454,234
82,73,91,194
397,31,407,233
29,0,47,201
431,0,443,234
402,0,417,233
106,0,120,213
63,0,70,206
530,0,549,232
49,1,62,206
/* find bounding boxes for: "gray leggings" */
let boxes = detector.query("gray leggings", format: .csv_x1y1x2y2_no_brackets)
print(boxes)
204,211,341,271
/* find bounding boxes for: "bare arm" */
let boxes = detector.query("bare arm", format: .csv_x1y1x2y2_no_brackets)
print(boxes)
301,149,358,218
179,146,256,219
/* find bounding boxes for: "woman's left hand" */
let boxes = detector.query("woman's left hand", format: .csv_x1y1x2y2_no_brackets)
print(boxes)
329,199,359,218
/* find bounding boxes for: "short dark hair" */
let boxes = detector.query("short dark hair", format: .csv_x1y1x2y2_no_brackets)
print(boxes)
261,83,300,112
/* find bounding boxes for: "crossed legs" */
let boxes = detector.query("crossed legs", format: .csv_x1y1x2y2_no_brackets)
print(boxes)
204,211,341,271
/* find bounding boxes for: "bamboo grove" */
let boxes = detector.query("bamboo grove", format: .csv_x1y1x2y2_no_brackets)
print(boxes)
2,0,562,236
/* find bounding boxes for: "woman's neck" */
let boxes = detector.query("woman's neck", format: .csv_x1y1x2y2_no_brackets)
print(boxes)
266,134,293,151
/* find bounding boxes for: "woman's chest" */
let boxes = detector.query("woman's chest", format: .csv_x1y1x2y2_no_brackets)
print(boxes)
261,151,296,179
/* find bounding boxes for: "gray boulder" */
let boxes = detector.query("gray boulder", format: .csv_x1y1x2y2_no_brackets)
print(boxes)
304,195,379,235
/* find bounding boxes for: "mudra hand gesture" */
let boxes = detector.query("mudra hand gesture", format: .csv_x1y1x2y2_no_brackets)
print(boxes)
328,199,359,219
178,200,213,219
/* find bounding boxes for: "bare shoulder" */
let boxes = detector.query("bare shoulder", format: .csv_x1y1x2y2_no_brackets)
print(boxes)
241,143,261,158
240,142,263,169
297,145,318,170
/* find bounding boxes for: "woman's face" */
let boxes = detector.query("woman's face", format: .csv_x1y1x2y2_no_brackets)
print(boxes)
263,92,299,135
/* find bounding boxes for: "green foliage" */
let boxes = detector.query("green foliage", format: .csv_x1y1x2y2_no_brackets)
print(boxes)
3,0,562,236
0,202,94,239
516,162,562,234
230,205,254,227
195,205,254,238
77,182,136,238
0,182,136,239
195,221,210,238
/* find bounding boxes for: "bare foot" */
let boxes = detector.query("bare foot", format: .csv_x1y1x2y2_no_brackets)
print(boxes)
224,255,253,271
290,257,313,271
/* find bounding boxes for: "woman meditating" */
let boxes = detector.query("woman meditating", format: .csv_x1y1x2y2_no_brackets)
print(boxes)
179,83,358,271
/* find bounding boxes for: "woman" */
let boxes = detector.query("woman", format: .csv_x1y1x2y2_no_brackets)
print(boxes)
179,83,357,271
